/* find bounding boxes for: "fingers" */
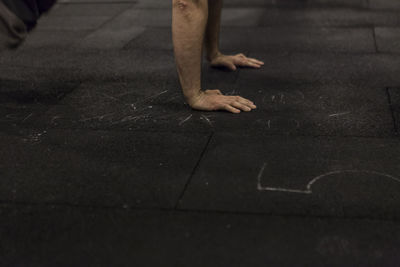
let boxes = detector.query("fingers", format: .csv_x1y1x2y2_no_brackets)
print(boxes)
219,96,256,113
248,57,264,65
234,56,263,69
233,96,257,109
211,58,237,71
245,61,262,68
227,62,237,71
192,91,257,114
231,101,252,112
223,104,241,114
211,53,264,70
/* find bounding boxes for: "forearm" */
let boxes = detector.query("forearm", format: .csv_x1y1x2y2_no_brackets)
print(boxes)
172,0,208,104
205,0,223,61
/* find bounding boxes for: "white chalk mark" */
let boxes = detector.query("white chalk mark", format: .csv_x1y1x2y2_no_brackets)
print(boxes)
257,164,400,194
101,93,121,102
307,170,400,193
280,94,285,103
256,162,268,190
179,114,193,126
5,114,18,120
51,116,61,123
109,114,149,125
120,115,147,123
22,113,33,123
143,90,169,101
257,162,310,193
267,120,271,129
79,113,114,122
131,90,169,106
201,115,213,126
167,95,180,102
271,95,276,102
329,112,351,118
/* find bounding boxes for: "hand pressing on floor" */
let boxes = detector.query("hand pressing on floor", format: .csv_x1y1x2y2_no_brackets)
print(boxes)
208,52,264,71
186,89,257,114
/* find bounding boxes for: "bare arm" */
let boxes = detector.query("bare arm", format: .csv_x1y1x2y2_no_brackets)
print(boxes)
204,0,223,62
172,0,207,104
172,0,257,113
204,0,264,70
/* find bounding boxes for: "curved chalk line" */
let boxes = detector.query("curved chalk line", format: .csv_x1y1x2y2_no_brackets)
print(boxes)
257,162,400,194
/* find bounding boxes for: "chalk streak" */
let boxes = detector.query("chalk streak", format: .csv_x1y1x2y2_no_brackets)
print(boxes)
257,164,400,194
22,113,33,123
101,93,121,102
79,113,114,122
329,112,351,117
201,115,213,126
140,90,168,103
256,162,267,191
51,116,61,123
306,170,400,192
179,114,193,126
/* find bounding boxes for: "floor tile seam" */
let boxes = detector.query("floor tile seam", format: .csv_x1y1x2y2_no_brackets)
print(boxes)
1,201,400,224
70,2,138,38
0,125,213,136
372,26,379,52
176,207,400,224
107,6,384,11
386,87,399,134
174,133,214,209
366,0,371,9
4,48,399,57
57,2,137,5
5,124,398,140
58,1,138,4
208,131,400,140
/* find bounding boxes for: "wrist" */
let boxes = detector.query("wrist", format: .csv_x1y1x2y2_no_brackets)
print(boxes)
206,51,222,62
184,89,204,106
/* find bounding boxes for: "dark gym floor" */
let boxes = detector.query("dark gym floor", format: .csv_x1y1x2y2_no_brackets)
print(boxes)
1,0,400,266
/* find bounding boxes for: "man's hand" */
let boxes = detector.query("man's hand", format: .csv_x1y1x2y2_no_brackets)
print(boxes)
187,89,257,114
209,53,264,71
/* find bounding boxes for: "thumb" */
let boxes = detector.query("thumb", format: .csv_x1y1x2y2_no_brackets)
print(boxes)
227,62,237,71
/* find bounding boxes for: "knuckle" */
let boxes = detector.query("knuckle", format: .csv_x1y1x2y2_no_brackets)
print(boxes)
173,0,188,9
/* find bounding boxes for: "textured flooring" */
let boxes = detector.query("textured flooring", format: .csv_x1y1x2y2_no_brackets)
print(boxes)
1,0,400,266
